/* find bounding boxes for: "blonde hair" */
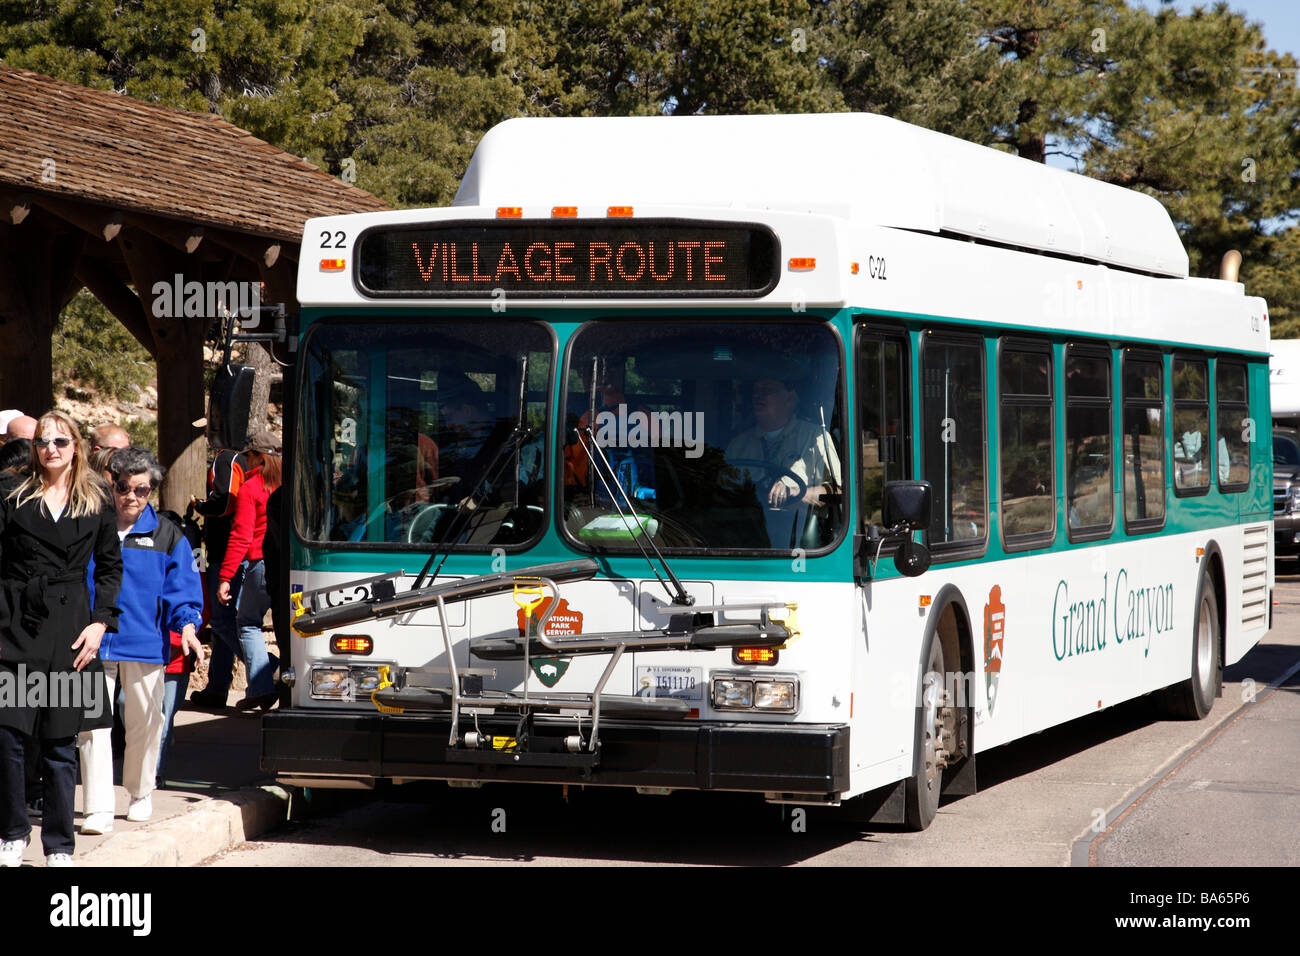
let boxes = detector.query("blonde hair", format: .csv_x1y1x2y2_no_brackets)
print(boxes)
8,410,107,518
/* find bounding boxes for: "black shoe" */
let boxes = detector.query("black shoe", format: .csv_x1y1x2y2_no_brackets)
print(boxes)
188,688,228,709
26,797,42,819
235,691,279,713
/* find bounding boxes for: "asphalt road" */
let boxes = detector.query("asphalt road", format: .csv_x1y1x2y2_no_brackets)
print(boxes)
205,572,1300,867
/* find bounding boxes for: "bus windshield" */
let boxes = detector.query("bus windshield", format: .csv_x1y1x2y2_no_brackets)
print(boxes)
562,319,845,553
295,319,552,549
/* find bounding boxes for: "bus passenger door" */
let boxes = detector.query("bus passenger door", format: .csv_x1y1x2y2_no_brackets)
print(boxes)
856,329,911,527
854,325,915,778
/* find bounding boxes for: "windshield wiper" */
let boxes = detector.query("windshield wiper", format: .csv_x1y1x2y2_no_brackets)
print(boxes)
578,357,694,613
411,354,531,591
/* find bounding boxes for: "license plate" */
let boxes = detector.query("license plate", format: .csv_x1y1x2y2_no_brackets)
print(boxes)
635,666,703,702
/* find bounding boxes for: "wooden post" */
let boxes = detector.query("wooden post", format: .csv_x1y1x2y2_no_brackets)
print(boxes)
0,219,82,414
118,229,210,513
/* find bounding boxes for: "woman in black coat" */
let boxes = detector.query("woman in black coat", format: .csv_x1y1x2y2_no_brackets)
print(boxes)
0,411,121,867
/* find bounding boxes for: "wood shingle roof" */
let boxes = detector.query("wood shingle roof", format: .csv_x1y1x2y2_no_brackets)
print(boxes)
0,64,388,242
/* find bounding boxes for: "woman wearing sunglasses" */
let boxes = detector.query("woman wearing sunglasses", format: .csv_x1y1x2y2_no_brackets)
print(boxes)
78,447,203,834
0,411,121,867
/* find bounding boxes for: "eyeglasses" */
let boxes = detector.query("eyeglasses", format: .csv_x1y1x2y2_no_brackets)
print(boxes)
34,437,73,449
113,481,153,498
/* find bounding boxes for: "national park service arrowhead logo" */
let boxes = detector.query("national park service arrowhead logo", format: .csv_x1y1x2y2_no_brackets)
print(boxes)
530,657,569,687
984,584,1004,715
517,597,584,688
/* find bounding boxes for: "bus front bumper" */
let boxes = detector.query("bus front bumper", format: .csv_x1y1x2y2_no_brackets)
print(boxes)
261,710,851,796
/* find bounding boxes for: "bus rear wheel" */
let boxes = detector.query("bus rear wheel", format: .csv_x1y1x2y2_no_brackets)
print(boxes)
1160,579,1220,720
904,629,956,830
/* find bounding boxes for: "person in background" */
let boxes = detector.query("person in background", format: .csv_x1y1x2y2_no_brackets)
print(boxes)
4,416,37,443
0,411,121,867
88,447,118,482
187,437,246,709
0,438,31,488
262,483,292,708
79,448,202,833
216,431,282,713
88,424,130,452
0,410,23,442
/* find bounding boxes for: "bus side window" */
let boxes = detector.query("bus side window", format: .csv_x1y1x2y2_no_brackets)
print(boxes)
1122,352,1165,531
920,333,986,549
1216,360,1250,492
1172,356,1210,494
856,331,909,528
1000,343,1053,545
1065,348,1112,539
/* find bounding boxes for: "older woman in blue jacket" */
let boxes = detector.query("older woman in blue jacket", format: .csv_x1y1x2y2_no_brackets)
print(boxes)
79,447,202,834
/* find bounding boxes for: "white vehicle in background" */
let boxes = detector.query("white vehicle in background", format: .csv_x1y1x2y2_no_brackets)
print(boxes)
1270,339,1300,562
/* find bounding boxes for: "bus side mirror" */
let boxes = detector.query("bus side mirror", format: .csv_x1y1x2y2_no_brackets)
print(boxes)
882,480,932,578
883,480,931,531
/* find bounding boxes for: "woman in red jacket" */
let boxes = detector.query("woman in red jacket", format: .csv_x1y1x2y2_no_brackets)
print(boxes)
215,431,281,712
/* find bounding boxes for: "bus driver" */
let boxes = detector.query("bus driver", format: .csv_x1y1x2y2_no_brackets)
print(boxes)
724,377,841,547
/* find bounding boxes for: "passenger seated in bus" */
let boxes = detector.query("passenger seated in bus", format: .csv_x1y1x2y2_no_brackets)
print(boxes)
563,371,656,505
434,372,541,517
330,470,371,541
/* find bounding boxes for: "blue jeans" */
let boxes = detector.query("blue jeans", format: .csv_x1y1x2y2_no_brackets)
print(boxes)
236,559,275,697
157,671,188,780
204,562,245,697
0,728,76,856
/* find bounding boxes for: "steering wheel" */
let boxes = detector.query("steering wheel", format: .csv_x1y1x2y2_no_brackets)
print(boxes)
725,458,808,509
405,503,454,543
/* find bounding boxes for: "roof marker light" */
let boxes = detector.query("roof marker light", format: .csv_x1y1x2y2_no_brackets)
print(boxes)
319,258,346,271
788,257,816,271
851,261,860,274
496,207,523,218
551,206,578,218
607,206,634,217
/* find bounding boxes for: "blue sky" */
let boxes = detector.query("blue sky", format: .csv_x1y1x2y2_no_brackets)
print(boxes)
1139,0,1300,56
1047,1,1299,172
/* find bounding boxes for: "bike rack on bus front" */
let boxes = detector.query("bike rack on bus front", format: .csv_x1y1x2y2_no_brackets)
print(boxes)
362,573,796,768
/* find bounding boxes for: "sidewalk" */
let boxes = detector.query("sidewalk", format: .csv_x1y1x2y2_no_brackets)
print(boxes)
16,686,289,867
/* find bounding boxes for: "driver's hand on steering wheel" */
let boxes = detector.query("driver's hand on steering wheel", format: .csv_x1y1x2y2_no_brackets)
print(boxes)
768,479,825,508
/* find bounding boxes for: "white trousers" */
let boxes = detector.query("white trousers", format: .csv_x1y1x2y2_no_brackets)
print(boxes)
78,660,165,811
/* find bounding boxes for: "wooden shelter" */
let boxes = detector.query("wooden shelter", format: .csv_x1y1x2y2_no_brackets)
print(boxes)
0,65,388,508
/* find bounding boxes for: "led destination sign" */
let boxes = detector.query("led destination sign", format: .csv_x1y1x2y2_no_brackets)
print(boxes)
355,220,779,298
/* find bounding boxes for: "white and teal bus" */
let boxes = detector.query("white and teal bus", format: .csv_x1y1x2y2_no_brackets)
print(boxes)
262,113,1272,829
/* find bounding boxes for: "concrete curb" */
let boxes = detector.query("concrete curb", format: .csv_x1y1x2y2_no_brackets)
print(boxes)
79,785,290,867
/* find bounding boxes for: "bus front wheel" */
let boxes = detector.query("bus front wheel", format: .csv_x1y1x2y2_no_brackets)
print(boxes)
904,628,956,830
1159,578,1220,720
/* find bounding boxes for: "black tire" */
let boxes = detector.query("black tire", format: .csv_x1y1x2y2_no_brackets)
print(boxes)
1160,578,1220,720
904,629,946,830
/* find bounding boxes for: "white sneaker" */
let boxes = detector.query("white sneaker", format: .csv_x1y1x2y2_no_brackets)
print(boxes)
45,853,74,867
126,795,152,822
81,812,114,835
0,836,28,867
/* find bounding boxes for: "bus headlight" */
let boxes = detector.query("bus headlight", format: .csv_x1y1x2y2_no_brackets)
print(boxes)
310,667,351,699
1288,486,1300,513
753,680,798,712
309,662,396,701
710,672,800,713
711,678,753,709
